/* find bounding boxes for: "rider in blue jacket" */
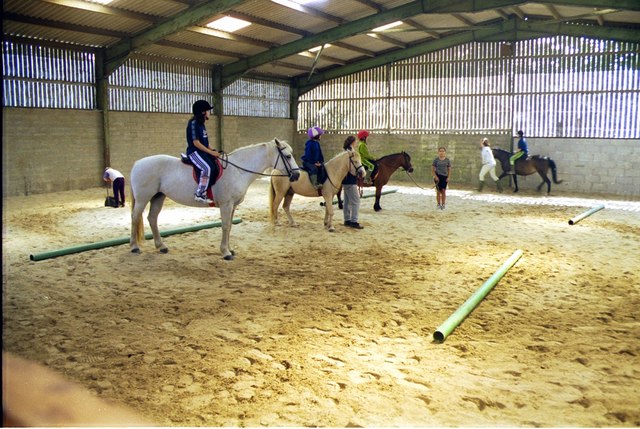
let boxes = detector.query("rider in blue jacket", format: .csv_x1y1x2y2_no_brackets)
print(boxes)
509,130,529,174
301,126,325,189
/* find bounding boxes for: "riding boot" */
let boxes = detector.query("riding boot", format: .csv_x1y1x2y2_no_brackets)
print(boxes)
495,179,503,193
477,181,484,192
310,174,322,190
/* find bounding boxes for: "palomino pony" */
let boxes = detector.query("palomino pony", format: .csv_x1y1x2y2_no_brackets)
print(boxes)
130,138,300,260
337,151,414,211
492,148,562,193
270,149,364,231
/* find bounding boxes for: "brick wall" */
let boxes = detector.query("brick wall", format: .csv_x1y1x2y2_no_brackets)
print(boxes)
3,107,639,198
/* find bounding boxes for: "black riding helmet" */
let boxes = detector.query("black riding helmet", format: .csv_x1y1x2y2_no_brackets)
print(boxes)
192,99,212,122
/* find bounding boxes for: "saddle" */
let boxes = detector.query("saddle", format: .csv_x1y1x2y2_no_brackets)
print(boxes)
357,170,377,187
181,153,224,206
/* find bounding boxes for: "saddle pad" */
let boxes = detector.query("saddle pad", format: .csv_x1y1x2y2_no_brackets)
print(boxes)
190,157,223,207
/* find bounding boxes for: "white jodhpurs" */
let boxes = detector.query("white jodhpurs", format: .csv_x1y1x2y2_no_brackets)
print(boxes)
479,163,498,181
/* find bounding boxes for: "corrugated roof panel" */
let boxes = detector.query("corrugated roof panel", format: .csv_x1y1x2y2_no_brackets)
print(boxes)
2,21,119,48
229,23,302,45
10,0,151,33
342,33,407,52
165,30,266,57
410,13,475,31
236,1,337,34
107,0,187,17
137,44,234,65
2,0,638,82
317,0,374,21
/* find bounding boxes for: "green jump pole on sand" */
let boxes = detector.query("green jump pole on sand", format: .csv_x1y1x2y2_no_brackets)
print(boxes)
325,189,398,205
433,249,523,343
568,205,605,225
29,218,242,262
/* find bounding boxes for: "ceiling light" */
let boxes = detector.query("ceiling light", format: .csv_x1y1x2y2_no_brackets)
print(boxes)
309,44,331,52
270,0,318,12
371,21,403,32
206,16,251,33
84,0,113,4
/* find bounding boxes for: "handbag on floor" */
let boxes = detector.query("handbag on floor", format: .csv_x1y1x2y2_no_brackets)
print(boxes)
104,186,118,207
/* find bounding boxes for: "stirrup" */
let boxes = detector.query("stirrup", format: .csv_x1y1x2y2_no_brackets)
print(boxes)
194,193,213,204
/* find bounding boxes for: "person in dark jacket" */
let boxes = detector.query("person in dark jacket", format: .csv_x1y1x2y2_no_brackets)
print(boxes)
301,126,325,190
341,135,363,229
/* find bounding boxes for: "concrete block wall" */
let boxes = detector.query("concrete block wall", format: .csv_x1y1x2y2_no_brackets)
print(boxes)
3,107,638,198
528,138,640,197
2,108,103,196
294,132,640,198
2,108,295,197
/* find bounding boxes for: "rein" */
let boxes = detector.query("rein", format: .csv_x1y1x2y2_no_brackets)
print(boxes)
218,145,299,178
404,171,430,190
323,152,364,189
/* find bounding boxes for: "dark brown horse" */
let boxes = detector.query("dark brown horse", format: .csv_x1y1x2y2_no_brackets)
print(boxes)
338,151,413,211
492,148,562,193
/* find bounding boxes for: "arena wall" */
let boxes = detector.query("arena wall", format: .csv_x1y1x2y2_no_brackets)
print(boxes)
3,108,639,198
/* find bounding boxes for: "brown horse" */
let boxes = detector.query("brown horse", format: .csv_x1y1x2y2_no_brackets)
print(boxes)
492,148,562,193
338,151,413,211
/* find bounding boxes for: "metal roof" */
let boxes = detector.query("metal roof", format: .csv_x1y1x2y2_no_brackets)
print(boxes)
3,0,640,91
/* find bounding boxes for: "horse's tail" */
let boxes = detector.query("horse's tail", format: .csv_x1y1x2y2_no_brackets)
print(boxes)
548,158,563,184
130,192,145,244
268,176,275,223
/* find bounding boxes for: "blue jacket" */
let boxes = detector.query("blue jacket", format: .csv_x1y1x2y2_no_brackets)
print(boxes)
517,137,529,155
301,139,324,165
186,118,209,155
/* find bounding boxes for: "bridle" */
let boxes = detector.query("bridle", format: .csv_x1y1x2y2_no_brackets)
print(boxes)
218,141,300,179
324,150,364,189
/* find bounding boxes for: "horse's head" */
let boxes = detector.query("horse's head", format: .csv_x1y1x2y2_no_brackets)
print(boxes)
492,148,510,169
274,139,300,182
348,149,366,178
402,152,414,173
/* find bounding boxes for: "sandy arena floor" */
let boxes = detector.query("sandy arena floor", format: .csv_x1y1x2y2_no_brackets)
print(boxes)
3,178,640,426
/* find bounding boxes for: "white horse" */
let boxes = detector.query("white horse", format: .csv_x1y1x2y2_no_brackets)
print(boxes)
130,138,300,260
269,149,364,232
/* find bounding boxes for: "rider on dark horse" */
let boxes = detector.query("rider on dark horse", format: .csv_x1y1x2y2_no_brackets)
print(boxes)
357,130,378,185
508,130,529,174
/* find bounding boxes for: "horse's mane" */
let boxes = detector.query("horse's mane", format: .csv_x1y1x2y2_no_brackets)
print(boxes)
492,148,510,156
228,139,289,155
326,150,351,162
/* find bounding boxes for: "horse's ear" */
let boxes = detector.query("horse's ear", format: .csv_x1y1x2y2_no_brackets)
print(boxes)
274,138,281,146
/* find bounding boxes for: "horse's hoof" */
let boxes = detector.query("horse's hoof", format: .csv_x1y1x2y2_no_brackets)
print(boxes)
223,254,234,261
131,248,141,254
374,207,382,212
328,227,335,232
159,247,169,254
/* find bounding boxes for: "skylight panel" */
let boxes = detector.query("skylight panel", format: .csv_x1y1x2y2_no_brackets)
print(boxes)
206,16,251,33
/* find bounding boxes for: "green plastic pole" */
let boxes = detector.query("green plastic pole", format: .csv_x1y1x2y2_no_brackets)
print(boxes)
325,189,398,205
568,204,604,225
29,218,242,261
362,189,397,199
433,249,523,343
